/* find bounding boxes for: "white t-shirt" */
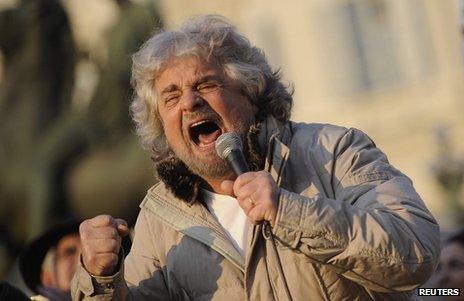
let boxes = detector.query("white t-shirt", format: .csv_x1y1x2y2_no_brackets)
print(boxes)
201,189,250,257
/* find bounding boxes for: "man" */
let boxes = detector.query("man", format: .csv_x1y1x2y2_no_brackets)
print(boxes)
21,220,132,300
20,221,82,301
71,15,440,300
435,229,464,300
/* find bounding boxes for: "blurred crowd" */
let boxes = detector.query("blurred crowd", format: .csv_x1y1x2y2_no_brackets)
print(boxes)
0,0,464,300
0,0,160,296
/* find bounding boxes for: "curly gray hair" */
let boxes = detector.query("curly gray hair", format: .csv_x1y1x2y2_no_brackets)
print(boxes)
130,14,293,160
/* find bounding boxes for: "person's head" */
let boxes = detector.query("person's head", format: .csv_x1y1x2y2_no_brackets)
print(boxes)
19,221,81,296
437,229,464,300
130,14,292,179
40,233,81,292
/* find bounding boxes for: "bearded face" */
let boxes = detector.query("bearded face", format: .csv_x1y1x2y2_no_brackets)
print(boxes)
155,56,256,180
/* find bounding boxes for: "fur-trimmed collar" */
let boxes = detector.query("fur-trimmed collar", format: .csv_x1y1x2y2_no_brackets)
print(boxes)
154,123,264,204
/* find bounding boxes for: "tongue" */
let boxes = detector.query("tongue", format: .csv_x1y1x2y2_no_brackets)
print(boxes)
198,129,221,146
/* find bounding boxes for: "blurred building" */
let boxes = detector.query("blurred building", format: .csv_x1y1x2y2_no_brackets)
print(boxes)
1,0,463,242
155,0,464,228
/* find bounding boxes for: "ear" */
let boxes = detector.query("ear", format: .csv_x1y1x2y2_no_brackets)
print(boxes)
41,269,55,287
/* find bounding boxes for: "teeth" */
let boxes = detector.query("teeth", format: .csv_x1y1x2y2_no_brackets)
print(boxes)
190,120,209,127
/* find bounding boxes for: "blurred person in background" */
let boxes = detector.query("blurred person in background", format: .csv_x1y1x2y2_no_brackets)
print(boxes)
19,221,81,301
18,220,132,301
0,0,77,278
71,15,440,300
436,228,464,300
0,0,161,285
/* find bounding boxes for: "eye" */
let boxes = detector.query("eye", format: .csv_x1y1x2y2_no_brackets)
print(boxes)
163,93,181,107
56,246,78,260
197,81,220,93
449,259,464,271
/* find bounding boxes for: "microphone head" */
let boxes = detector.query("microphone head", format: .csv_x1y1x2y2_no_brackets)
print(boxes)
215,132,243,159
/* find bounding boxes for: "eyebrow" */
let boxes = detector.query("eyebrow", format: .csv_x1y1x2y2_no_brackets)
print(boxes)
160,84,180,95
160,74,224,95
194,74,223,86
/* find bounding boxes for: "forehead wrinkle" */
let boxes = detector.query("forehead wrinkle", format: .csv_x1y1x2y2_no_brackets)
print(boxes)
159,70,222,95
155,57,225,99
161,84,180,94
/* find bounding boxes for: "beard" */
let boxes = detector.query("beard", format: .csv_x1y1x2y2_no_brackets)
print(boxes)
178,150,232,179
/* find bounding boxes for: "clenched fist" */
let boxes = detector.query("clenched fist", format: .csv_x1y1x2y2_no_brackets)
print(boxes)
221,171,279,227
79,215,130,276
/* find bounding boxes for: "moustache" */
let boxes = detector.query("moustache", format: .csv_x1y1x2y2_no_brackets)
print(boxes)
182,107,222,126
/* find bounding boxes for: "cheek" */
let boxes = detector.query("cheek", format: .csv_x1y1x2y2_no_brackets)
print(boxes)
218,92,254,119
454,271,464,283
160,111,185,148
54,260,68,281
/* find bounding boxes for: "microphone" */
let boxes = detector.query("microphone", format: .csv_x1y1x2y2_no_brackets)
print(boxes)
215,132,275,234
215,132,275,236
215,132,249,175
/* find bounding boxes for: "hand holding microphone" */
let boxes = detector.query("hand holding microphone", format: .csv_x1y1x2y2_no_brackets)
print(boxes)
215,133,279,227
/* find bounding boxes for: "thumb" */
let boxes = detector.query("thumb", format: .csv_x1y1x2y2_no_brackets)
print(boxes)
220,180,235,197
115,218,130,237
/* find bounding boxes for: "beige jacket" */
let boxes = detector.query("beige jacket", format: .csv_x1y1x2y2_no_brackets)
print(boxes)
71,117,440,300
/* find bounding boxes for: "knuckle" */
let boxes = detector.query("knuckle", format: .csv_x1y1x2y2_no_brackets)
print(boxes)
109,253,119,265
249,211,262,222
115,218,127,227
110,239,120,251
250,218,260,225
79,220,90,233
80,229,90,241
100,254,119,271
86,254,97,268
100,214,113,225
235,190,246,199
110,227,118,238
258,171,268,180
104,253,118,266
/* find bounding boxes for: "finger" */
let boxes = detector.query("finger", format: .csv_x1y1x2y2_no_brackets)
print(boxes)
220,180,235,196
115,218,128,228
85,238,121,254
236,196,255,214
84,227,119,240
234,181,259,200
247,207,265,224
84,253,120,276
88,215,117,228
233,172,258,193
115,219,130,237
94,253,120,271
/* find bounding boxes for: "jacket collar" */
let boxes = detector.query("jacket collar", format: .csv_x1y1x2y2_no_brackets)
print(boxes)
142,181,247,271
259,116,292,184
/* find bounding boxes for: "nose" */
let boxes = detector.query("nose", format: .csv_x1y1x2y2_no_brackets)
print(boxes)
180,89,204,112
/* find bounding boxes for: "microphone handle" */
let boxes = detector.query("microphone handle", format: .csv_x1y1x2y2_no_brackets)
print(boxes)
227,149,249,175
227,148,275,244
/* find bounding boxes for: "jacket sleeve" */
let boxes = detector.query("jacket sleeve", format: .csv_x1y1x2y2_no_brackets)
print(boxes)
271,127,440,293
71,208,170,300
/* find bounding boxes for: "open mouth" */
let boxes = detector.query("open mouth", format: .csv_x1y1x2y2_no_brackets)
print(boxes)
189,120,223,148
